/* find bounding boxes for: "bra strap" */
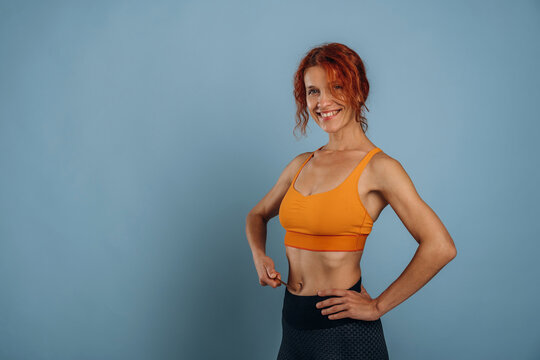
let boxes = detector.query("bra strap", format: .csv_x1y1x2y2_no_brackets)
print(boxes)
348,147,382,185
291,145,324,184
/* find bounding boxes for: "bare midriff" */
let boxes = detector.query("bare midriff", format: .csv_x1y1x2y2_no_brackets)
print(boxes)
284,245,363,295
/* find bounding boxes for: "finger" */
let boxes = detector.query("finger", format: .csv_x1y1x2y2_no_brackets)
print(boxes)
321,304,349,316
265,265,277,279
261,276,274,287
316,297,344,309
360,284,372,298
328,310,350,320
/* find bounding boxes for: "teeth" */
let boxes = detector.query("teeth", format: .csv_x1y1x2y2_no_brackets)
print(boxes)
320,110,339,118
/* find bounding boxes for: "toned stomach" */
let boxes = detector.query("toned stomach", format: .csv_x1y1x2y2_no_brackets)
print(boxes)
284,245,363,295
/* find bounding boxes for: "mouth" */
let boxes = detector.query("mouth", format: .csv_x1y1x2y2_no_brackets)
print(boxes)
316,109,341,120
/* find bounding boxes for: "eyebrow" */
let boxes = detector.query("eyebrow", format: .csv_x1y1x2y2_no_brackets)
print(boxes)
306,85,317,89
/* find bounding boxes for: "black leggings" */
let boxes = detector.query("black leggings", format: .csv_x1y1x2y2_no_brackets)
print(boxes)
277,276,389,360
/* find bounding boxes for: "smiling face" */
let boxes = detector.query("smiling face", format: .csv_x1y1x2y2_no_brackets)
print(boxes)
304,65,355,133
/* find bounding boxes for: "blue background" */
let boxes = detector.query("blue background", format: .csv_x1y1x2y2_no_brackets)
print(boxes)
1,0,539,359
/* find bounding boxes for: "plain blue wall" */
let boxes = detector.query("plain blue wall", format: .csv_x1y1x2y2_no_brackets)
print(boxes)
1,0,539,359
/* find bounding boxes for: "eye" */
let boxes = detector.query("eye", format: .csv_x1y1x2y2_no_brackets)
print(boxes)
307,89,319,95
334,85,343,90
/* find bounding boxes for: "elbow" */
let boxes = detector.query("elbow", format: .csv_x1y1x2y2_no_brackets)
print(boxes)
246,211,266,224
436,235,457,262
445,246,457,261
445,235,457,260
441,241,457,262
245,212,256,227
421,237,457,263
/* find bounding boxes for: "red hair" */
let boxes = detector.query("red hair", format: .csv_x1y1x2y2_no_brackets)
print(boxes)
293,43,370,137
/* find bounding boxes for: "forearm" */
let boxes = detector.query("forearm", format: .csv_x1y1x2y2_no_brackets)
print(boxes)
374,241,456,318
245,213,268,261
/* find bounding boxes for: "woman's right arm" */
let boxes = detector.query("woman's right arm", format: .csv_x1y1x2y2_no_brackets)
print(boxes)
245,152,310,288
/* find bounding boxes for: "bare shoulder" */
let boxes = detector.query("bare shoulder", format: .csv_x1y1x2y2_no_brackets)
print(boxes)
279,151,312,186
366,150,415,194
246,151,312,221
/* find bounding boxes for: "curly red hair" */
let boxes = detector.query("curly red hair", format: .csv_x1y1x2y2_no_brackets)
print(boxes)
293,42,370,138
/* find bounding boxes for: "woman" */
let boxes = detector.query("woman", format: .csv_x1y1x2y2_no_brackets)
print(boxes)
245,43,457,359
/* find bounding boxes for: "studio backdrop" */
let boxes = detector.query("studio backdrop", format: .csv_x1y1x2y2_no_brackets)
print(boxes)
1,1,539,359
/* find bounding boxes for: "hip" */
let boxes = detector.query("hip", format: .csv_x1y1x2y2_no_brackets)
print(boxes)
282,275,383,330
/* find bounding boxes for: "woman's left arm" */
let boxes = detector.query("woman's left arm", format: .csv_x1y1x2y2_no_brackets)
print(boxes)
371,155,457,318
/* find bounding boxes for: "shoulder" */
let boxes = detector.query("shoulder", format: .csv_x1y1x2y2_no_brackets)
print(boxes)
274,151,312,187
367,150,416,195
369,150,402,175
291,151,313,166
283,151,312,177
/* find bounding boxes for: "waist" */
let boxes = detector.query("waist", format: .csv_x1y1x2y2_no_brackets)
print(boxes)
284,230,368,252
282,275,365,330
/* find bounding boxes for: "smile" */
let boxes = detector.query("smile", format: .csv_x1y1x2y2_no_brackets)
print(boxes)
317,109,341,119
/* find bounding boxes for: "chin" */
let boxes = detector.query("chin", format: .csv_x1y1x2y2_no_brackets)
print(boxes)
320,125,340,134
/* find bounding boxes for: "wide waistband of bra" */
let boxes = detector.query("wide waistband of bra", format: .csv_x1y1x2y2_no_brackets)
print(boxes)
282,276,366,330
284,230,368,252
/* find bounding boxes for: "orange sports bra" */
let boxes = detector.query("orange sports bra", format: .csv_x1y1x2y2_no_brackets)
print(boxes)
278,145,382,252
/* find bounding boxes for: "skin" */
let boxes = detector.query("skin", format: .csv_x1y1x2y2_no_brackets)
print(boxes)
246,65,457,321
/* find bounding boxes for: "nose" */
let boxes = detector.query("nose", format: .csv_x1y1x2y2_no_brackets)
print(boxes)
318,90,333,108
